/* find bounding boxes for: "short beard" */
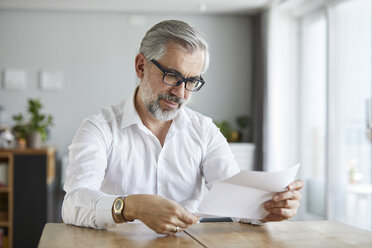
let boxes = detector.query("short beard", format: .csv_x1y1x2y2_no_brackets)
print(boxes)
144,93,185,121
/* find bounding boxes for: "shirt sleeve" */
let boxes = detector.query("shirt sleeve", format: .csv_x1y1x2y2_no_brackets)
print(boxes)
200,119,265,224
62,117,120,229
201,119,240,189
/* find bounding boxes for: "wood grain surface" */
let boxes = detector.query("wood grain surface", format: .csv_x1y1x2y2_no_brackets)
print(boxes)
185,221,372,248
38,221,372,248
38,222,202,248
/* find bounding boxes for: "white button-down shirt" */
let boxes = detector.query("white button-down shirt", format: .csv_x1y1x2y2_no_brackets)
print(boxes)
62,90,240,229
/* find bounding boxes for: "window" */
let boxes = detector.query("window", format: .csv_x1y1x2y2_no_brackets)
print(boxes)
299,0,371,230
328,0,371,230
266,0,372,230
300,12,327,219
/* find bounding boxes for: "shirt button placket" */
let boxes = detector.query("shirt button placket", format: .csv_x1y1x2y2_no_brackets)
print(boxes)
157,152,165,196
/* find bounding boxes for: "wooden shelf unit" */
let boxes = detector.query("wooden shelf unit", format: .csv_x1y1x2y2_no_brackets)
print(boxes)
0,187,10,192
0,152,13,248
0,147,56,248
0,221,9,227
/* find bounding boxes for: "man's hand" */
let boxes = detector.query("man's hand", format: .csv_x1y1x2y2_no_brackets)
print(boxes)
261,179,304,223
124,194,198,235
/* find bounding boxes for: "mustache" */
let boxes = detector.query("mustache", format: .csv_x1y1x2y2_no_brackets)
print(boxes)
158,93,185,105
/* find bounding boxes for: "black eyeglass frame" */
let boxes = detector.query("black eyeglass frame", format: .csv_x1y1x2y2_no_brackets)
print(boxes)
150,59,205,92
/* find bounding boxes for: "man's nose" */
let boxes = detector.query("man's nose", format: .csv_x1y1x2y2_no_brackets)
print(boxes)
170,82,185,98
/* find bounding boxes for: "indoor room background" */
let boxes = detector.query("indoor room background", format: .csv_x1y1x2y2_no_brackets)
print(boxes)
0,0,371,242
0,12,253,157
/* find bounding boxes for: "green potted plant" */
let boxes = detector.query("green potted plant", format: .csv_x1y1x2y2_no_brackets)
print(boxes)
12,113,28,148
12,99,53,148
215,121,232,142
236,115,251,142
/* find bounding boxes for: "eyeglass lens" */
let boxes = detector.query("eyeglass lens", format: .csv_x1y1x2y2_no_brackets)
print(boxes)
163,73,202,91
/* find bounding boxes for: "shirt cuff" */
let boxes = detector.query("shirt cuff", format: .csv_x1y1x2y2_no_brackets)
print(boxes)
94,194,119,228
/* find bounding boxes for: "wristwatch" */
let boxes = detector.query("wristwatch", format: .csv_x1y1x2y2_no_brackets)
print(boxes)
113,197,126,222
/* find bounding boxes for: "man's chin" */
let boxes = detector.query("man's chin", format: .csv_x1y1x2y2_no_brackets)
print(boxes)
154,108,180,121
163,103,183,111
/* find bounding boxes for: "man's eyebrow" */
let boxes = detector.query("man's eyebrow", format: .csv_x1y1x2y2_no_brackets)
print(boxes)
166,67,201,79
167,67,183,75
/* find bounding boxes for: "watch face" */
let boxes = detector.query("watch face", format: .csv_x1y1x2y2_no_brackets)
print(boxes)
115,199,123,211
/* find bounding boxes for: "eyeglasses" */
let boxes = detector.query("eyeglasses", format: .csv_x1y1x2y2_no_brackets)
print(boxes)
151,59,205,92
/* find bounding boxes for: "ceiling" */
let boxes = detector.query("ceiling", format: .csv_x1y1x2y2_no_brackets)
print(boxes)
0,0,274,14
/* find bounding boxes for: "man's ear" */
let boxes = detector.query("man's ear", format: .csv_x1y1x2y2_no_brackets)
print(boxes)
135,53,147,79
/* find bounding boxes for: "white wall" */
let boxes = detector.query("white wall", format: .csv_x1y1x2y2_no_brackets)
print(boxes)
0,10,253,156
265,7,300,171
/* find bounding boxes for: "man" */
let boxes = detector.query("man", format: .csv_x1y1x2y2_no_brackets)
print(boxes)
62,20,303,235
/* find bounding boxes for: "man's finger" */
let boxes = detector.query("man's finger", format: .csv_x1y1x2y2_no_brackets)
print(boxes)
264,199,300,210
267,207,296,219
287,179,304,191
177,208,199,224
261,213,286,223
165,224,179,235
169,216,190,229
153,223,177,235
273,189,301,202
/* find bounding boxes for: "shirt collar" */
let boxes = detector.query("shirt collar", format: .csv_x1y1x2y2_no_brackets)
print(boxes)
120,88,143,129
120,88,192,131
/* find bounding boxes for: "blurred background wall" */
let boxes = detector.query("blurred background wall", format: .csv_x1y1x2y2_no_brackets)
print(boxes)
0,11,253,156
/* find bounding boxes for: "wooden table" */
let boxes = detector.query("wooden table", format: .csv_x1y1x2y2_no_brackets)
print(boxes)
38,221,372,248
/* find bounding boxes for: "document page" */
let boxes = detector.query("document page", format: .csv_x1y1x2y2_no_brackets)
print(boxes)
196,164,300,220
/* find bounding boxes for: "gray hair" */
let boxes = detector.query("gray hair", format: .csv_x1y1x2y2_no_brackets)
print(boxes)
139,20,209,74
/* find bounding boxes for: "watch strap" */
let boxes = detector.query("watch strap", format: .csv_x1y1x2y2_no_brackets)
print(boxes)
114,196,133,222
122,197,134,222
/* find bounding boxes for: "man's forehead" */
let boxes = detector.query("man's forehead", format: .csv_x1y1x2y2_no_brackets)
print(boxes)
160,43,204,75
